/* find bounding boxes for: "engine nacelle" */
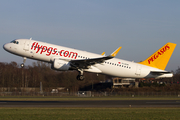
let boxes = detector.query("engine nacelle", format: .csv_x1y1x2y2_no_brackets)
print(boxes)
51,59,70,71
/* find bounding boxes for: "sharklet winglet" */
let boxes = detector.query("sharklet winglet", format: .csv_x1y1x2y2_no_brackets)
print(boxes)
101,52,105,56
110,47,122,57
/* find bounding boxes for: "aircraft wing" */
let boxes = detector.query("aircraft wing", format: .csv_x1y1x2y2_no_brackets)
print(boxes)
70,47,121,69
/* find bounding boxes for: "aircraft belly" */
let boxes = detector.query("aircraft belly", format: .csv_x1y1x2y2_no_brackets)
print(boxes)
96,63,151,78
84,66,102,73
96,64,136,78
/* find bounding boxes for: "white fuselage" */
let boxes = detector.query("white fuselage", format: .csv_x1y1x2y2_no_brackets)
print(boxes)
3,39,172,79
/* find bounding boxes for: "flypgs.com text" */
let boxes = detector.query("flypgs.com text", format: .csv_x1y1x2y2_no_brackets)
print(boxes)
31,42,78,59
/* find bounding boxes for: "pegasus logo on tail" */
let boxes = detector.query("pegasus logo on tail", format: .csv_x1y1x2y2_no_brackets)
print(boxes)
139,42,176,70
148,44,170,64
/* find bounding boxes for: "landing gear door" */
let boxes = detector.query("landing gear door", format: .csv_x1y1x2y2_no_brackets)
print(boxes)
23,40,31,51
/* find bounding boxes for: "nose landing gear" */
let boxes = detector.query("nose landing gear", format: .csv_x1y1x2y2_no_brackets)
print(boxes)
20,57,26,68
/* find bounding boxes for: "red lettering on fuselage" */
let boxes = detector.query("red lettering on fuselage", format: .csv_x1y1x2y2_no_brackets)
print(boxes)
59,50,64,56
148,44,170,64
31,42,36,49
69,52,78,58
31,42,78,59
46,47,53,56
40,46,47,54
52,48,57,55
64,51,69,57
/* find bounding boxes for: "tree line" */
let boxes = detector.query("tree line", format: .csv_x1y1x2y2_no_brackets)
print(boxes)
0,61,180,92
0,61,106,92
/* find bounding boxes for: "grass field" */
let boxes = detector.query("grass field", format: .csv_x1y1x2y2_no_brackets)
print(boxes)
0,97,179,119
0,108,179,120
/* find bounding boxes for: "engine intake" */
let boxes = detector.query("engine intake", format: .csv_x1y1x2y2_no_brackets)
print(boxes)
51,59,70,71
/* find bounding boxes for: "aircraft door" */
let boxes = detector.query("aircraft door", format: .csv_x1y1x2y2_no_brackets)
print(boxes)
135,65,141,76
23,40,31,51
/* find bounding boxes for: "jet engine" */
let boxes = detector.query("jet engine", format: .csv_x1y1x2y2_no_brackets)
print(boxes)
51,59,70,71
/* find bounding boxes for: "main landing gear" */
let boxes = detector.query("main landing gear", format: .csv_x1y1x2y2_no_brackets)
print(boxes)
20,57,26,68
76,69,85,81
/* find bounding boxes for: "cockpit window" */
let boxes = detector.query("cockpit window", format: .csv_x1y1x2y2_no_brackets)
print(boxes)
10,40,19,44
10,40,16,43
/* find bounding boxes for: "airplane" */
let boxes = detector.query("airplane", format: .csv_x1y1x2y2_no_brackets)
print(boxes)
3,38,176,81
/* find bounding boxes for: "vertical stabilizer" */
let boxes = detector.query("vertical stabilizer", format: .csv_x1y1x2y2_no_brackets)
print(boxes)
139,42,176,70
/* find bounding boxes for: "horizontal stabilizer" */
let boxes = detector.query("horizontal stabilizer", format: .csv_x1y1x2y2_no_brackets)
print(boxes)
150,71,172,74
150,71,173,78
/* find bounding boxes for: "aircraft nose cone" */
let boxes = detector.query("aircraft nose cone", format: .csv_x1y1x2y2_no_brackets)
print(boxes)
3,44,7,50
3,43,10,51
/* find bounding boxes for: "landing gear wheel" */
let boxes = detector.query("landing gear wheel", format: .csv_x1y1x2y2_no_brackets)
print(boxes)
20,57,26,68
20,63,24,68
77,69,85,81
79,75,84,81
77,75,85,81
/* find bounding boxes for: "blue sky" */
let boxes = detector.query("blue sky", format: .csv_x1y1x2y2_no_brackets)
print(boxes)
0,0,179,71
